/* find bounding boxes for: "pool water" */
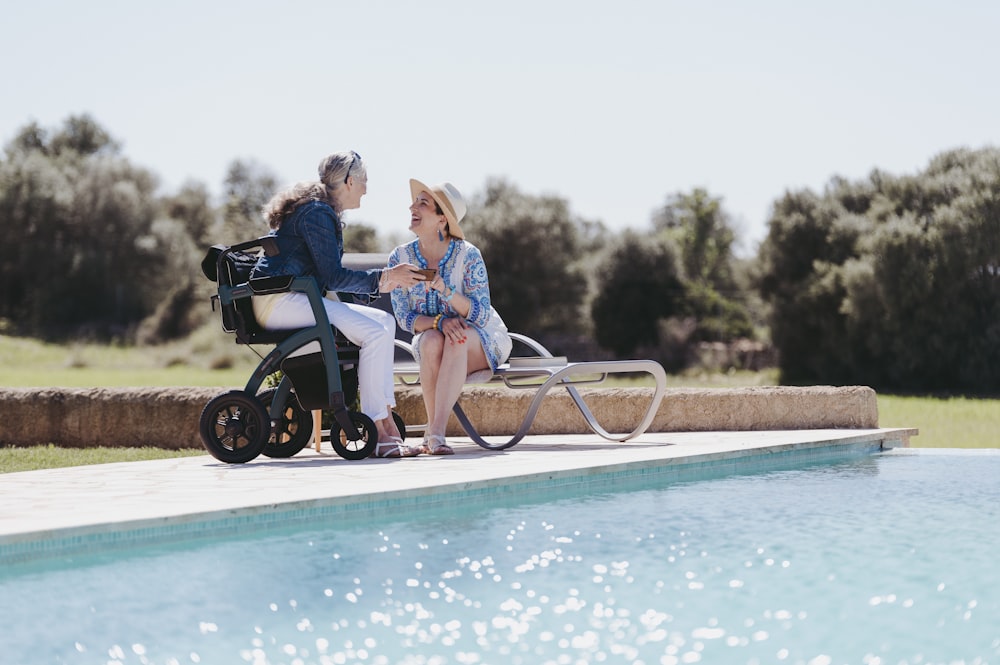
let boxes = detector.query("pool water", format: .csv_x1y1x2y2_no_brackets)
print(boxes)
1,449,997,665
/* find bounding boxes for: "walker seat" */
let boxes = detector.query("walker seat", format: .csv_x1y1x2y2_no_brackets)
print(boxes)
198,237,388,463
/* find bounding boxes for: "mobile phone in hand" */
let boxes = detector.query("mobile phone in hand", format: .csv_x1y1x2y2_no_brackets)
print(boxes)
416,269,436,280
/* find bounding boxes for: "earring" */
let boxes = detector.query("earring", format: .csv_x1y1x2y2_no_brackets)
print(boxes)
437,229,445,242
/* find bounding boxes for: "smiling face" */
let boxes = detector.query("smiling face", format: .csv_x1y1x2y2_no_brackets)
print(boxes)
409,190,445,237
342,170,367,210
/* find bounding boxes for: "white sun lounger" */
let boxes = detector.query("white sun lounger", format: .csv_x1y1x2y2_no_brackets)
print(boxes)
393,332,667,450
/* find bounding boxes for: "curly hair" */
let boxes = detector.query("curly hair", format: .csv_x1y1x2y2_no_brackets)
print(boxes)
261,151,365,229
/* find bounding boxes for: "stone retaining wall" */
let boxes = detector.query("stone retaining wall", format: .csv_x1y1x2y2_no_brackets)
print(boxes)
0,385,878,449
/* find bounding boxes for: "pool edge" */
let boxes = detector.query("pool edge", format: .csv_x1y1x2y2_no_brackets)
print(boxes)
0,429,915,566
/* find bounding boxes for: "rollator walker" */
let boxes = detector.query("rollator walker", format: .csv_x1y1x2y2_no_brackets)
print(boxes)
198,237,405,464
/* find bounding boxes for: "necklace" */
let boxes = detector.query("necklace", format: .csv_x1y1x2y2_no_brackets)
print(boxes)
417,237,449,267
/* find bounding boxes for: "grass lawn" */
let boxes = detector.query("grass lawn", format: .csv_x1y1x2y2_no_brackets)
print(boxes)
0,445,206,474
877,394,1000,449
0,331,258,388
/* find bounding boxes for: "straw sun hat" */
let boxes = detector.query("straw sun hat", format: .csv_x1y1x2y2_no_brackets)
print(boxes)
409,179,467,239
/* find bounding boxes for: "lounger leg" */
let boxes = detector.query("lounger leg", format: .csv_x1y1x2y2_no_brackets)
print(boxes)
457,360,667,450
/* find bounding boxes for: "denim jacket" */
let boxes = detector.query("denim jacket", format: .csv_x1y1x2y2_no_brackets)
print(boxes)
250,199,380,295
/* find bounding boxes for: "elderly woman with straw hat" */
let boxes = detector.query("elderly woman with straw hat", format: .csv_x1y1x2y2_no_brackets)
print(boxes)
388,179,513,455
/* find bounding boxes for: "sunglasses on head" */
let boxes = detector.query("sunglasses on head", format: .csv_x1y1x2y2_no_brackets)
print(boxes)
344,151,361,184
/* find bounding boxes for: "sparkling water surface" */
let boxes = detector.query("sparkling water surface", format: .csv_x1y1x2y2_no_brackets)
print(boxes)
1,450,997,665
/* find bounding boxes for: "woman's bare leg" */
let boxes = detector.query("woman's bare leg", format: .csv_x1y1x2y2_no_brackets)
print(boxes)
426,335,488,438
419,331,445,433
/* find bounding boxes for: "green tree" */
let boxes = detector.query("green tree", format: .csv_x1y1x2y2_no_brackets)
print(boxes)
653,188,754,343
49,115,120,156
0,115,175,339
758,146,1000,393
343,224,379,253
654,188,736,287
463,178,590,339
161,181,217,249
757,190,867,384
591,231,685,357
6,121,50,155
220,158,278,242
134,213,205,344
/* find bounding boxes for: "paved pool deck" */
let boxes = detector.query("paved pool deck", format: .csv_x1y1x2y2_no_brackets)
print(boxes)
0,428,915,565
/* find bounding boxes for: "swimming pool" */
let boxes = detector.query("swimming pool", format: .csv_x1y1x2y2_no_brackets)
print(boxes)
1,449,997,664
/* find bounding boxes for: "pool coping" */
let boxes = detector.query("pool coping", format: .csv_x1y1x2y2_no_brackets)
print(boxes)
0,428,915,566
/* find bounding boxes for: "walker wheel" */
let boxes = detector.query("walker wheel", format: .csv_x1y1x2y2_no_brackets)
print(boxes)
257,388,312,458
330,411,377,460
199,390,270,464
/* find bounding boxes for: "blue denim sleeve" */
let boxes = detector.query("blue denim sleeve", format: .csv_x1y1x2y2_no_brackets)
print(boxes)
301,205,380,294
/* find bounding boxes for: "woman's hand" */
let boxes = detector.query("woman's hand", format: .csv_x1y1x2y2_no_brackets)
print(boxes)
379,264,425,292
430,274,470,318
439,315,468,345
430,275,456,300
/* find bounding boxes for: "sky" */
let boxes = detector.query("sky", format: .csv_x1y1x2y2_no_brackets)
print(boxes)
4,0,999,255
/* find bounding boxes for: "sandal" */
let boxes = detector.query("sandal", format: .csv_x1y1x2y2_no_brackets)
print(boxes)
423,434,454,456
373,440,422,458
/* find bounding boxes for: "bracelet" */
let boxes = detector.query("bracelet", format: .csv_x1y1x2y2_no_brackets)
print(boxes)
443,287,456,302
432,314,444,331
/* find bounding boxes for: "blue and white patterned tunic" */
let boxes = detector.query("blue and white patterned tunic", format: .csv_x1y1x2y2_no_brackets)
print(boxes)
388,239,512,372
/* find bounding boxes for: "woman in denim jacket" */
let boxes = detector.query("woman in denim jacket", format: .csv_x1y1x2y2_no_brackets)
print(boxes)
251,151,426,457
388,179,512,455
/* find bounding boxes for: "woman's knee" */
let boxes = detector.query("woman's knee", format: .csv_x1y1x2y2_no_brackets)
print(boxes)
422,330,445,352
373,307,396,331
342,309,394,347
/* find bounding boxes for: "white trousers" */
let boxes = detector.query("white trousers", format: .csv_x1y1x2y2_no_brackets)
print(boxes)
253,293,396,421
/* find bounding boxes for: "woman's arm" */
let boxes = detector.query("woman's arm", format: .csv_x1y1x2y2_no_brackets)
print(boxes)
388,250,416,332
453,246,492,328
426,244,492,327
300,204,380,294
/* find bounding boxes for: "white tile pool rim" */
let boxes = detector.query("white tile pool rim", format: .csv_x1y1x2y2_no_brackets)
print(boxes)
0,429,916,565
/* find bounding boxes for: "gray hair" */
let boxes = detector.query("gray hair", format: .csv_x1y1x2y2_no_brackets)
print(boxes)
262,150,365,229
318,150,366,190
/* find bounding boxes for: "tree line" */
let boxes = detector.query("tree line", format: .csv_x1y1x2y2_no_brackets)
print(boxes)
758,148,1000,394
2,115,997,394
